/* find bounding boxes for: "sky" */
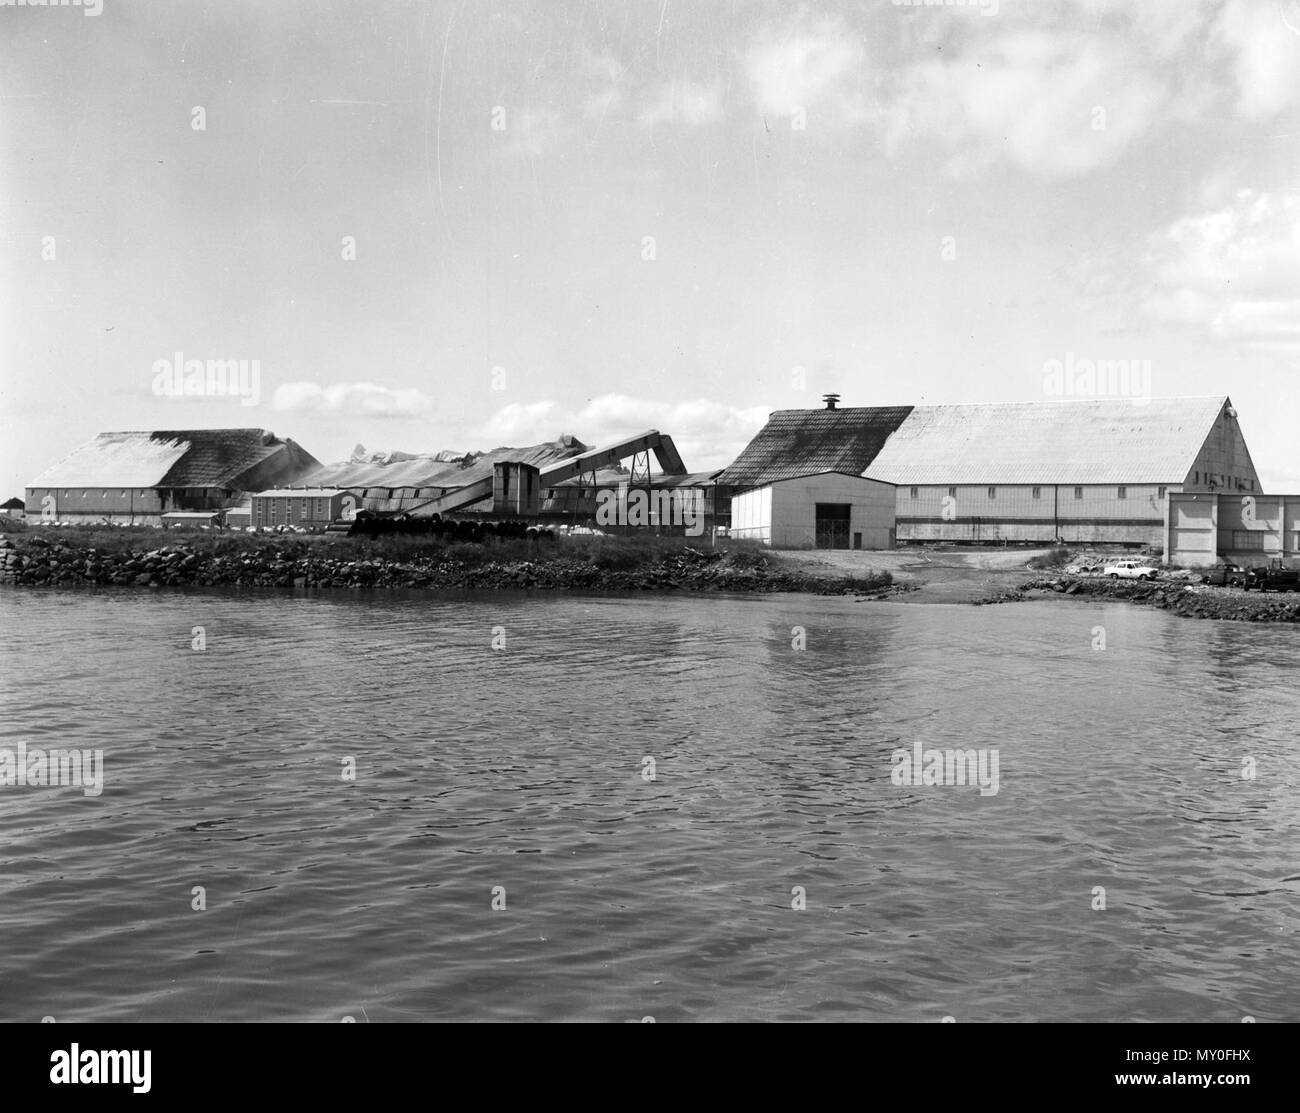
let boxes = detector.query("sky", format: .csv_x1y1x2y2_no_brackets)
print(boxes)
1,0,1297,496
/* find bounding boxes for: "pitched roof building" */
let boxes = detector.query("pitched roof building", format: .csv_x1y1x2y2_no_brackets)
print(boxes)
722,396,1260,547
26,429,319,524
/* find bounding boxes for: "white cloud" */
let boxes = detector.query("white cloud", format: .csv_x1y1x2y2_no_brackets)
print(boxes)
1213,0,1300,119
733,1,1296,178
496,106,573,158
580,48,626,122
638,80,725,127
883,31,1166,177
575,394,770,471
745,13,868,123
583,86,624,122
1140,189,1300,358
271,382,434,418
477,395,769,471
479,401,558,443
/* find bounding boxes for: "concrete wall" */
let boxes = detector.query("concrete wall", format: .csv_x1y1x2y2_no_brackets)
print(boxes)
896,483,1174,545
731,474,895,549
1165,492,1300,567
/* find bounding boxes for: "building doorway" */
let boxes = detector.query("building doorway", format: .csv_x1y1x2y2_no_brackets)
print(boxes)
815,503,851,549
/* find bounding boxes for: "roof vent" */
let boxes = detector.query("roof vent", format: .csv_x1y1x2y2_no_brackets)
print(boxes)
822,393,840,410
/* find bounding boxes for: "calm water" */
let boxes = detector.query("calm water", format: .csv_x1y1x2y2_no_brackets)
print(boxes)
0,587,1297,1023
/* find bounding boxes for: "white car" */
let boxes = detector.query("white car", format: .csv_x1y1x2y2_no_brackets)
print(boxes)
1103,559,1159,581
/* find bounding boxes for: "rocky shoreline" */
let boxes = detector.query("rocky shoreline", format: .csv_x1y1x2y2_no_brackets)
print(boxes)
1019,574,1300,623
0,535,896,598
5,535,1296,620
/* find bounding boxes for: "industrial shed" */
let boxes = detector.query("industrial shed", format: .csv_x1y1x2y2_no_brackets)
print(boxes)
730,472,896,549
723,395,1261,548
250,489,349,531
26,429,320,526
718,402,909,549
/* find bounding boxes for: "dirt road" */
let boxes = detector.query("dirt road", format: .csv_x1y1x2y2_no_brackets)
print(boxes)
768,546,1061,603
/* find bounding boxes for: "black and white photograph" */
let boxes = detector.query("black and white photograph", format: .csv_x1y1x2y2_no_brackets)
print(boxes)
1,0,1297,1066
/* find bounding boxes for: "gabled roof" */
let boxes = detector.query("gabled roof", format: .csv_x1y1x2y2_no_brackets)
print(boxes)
29,430,318,489
721,397,1233,489
717,407,914,487
864,397,1229,485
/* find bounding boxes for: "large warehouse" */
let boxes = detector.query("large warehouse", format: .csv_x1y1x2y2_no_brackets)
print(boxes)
721,395,1262,549
26,429,320,526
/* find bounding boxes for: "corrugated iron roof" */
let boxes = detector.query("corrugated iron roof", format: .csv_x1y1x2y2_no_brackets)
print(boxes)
303,436,588,490
253,488,347,498
717,407,914,487
723,397,1232,489
28,430,317,489
865,397,1229,485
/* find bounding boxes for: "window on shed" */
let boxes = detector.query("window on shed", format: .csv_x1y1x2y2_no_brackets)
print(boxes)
987,487,996,499
909,487,918,499
1117,486,1127,499
1032,487,1041,499
1158,487,1167,499
947,487,956,498
1074,487,1083,499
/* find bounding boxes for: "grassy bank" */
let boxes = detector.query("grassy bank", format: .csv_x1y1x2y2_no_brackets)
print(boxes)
0,527,895,597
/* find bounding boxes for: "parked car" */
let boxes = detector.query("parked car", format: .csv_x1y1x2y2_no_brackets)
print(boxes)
1242,562,1300,593
1200,561,1246,587
1103,559,1160,581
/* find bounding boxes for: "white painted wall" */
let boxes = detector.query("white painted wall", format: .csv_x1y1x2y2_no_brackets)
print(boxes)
731,474,896,549
730,485,772,544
